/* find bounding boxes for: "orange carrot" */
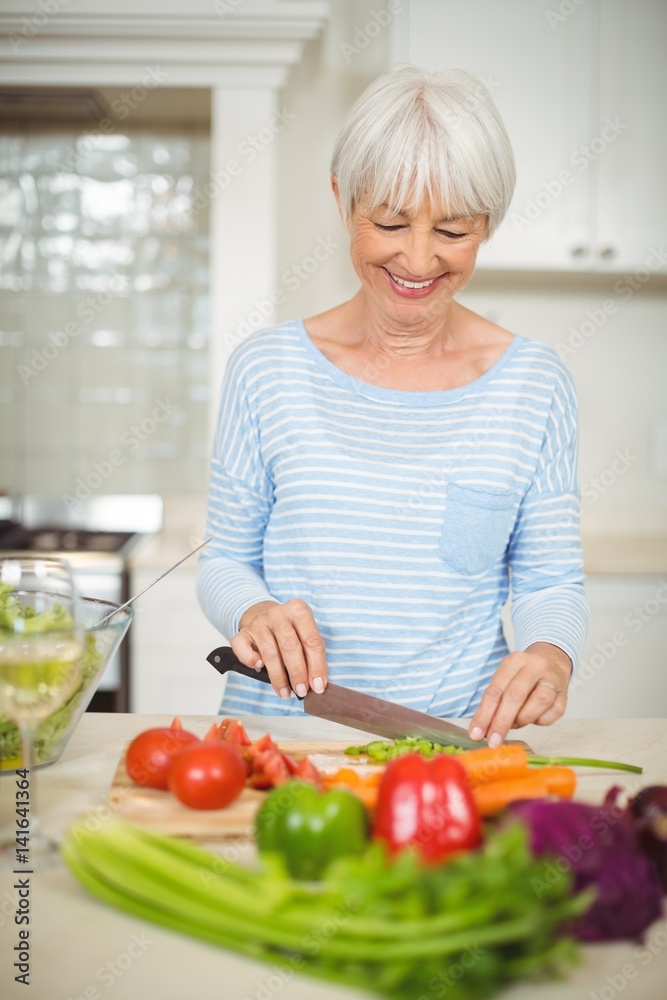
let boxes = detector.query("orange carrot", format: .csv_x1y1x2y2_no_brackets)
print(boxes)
322,768,382,809
322,768,362,787
472,767,576,817
456,745,529,786
539,765,577,798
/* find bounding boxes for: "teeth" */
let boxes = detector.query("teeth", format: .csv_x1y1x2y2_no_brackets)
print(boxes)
390,272,436,289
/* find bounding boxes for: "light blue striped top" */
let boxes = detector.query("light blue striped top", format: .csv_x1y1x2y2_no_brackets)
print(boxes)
198,320,589,718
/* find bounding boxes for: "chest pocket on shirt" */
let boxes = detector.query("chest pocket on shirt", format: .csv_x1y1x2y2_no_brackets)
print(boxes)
438,483,522,576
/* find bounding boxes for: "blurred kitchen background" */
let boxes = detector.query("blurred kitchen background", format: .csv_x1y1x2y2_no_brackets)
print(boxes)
0,0,665,718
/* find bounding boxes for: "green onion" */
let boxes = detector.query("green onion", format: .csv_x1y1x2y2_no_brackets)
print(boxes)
346,738,642,773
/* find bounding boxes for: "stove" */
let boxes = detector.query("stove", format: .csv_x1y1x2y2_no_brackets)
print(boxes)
0,525,135,556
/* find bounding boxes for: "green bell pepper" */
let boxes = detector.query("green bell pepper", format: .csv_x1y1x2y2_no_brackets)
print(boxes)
255,780,369,880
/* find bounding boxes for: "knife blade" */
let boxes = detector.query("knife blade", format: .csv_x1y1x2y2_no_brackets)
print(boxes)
206,645,488,751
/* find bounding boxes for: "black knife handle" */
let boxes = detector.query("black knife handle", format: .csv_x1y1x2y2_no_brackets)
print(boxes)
207,645,274,685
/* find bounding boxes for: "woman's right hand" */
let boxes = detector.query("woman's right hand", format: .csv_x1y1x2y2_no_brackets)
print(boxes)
231,599,328,700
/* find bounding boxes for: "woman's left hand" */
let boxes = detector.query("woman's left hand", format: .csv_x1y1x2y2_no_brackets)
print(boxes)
467,642,573,747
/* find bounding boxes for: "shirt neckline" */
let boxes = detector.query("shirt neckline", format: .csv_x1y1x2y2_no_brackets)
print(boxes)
295,318,524,407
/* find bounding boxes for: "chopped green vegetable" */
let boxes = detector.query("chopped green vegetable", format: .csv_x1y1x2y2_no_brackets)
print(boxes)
0,584,102,767
345,738,642,774
61,817,590,1000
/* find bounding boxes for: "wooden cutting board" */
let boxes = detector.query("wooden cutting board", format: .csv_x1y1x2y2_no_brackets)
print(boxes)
107,740,378,841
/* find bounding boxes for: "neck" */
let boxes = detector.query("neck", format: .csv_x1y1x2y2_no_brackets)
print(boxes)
351,290,463,360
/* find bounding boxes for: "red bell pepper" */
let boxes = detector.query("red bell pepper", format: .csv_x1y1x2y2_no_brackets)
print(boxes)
372,753,482,862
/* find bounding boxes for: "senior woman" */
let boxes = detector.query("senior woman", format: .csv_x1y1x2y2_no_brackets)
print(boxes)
198,66,589,747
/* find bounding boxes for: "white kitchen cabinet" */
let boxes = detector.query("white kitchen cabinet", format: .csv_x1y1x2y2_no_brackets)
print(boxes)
394,0,667,273
130,569,228,716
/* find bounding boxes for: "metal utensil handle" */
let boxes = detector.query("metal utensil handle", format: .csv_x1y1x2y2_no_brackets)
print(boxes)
206,645,274,685
94,537,211,627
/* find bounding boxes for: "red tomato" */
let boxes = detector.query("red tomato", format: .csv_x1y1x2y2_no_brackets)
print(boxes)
125,718,199,789
295,756,323,787
168,743,247,810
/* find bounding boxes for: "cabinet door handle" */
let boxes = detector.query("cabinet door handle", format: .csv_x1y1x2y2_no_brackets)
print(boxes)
571,245,588,257
599,246,617,259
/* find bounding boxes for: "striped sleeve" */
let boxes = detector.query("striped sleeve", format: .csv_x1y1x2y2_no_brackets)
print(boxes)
196,346,277,640
509,362,589,668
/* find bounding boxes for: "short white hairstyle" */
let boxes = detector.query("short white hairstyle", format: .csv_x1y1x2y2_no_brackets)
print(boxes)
330,66,515,239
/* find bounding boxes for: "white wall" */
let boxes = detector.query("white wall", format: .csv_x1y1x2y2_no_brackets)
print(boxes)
459,272,667,536
275,0,394,321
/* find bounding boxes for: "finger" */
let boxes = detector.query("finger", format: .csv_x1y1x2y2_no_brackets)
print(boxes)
289,600,328,692
250,624,293,700
484,664,550,746
230,629,264,669
534,692,568,726
269,617,310,698
513,679,561,728
468,654,525,741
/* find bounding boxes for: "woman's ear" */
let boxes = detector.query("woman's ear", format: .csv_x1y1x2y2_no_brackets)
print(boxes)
330,175,346,226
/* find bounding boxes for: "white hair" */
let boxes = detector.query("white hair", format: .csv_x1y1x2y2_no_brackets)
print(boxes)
330,66,516,239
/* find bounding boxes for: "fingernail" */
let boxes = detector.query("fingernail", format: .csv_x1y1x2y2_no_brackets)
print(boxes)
488,732,502,748
469,726,483,741
254,659,263,669
295,683,308,698
312,676,325,694
279,687,291,700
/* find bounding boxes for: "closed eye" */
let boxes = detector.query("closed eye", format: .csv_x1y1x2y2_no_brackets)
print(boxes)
436,229,467,239
373,223,404,232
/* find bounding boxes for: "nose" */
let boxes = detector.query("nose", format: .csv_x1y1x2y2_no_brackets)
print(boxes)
399,229,441,279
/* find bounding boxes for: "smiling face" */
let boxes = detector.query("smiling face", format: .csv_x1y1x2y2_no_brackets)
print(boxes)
338,185,488,327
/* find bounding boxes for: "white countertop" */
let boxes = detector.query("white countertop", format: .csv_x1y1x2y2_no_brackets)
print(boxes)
1,714,666,1000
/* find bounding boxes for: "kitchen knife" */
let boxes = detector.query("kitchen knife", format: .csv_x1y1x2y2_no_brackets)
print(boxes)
207,645,491,751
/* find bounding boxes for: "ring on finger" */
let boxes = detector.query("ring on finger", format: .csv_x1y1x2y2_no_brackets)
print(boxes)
538,680,559,695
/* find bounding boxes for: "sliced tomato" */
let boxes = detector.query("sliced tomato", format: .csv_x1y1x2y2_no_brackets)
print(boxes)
281,752,300,776
248,771,273,790
222,720,252,747
203,719,252,747
295,756,323,787
252,733,279,753
254,749,291,787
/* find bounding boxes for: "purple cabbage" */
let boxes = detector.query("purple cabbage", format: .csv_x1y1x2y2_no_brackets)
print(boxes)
507,788,664,942
628,785,667,892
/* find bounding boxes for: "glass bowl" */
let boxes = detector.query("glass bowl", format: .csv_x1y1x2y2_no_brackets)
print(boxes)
0,596,134,771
